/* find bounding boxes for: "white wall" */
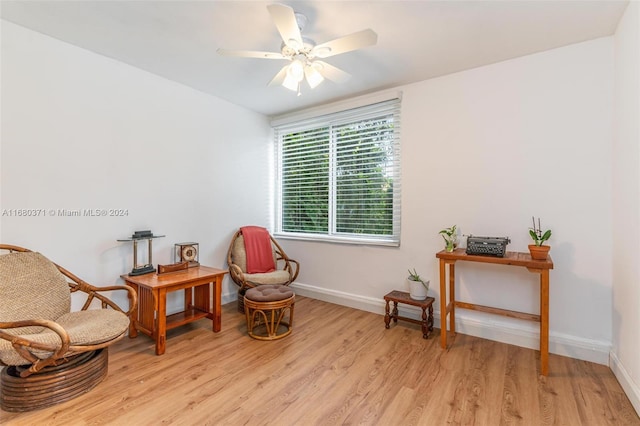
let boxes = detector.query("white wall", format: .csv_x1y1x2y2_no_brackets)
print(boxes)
287,37,614,365
0,21,272,310
0,17,621,371
612,1,640,415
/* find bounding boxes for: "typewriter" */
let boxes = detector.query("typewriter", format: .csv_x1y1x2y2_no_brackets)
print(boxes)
465,235,511,257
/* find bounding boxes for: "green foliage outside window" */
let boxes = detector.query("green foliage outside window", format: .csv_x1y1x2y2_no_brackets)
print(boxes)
280,117,395,237
281,127,329,233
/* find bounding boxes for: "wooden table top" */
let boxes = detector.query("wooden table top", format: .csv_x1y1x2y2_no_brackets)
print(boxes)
121,265,227,289
384,290,435,308
436,248,553,269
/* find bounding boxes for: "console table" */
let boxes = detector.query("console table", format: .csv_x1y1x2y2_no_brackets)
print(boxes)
436,248,554,375
121,265,227,355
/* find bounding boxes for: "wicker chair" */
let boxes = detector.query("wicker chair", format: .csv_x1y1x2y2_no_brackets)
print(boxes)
0,245,136,412
226,229,299,312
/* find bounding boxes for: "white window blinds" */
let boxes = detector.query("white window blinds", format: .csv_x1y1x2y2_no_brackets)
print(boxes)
274,97,401,246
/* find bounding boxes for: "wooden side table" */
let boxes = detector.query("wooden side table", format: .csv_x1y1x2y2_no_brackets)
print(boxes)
121,265,227,355
384,290,435,339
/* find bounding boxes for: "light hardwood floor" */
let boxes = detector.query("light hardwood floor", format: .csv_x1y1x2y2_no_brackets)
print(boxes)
1,296,639,425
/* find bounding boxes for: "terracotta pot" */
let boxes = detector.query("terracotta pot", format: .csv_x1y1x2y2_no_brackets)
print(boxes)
528,244,550,260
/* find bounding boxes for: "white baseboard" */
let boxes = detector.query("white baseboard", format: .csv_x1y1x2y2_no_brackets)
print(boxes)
291,282,385,313
291,282,611,366
610,351,640,416
222,290,237,306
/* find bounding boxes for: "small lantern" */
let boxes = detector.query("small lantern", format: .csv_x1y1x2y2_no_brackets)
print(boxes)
117,230,165,276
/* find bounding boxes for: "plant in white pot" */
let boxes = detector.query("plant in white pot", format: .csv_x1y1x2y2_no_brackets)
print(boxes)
407,268,429,300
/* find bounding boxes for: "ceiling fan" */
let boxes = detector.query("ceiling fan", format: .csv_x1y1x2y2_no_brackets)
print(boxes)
217,3,377,96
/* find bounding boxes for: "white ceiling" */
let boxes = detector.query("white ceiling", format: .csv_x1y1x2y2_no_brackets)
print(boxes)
1,0,629,117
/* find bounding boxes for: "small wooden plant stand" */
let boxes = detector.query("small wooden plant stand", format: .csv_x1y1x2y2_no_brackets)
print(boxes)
384,290,435,339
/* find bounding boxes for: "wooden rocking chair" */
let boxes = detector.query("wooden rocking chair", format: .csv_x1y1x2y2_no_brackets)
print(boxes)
0,245,136,412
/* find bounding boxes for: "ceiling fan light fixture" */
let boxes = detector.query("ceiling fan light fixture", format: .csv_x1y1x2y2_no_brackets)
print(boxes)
304,64,324,89
287,59,304,81
282,73,299,91
282,60,304,91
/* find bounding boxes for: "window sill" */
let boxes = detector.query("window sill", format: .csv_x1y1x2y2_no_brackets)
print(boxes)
273,232,400,247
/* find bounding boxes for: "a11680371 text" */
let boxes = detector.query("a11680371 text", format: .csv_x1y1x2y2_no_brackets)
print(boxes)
1,209,129,217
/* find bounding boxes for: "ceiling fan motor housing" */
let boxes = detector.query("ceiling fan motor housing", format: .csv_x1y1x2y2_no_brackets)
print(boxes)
281,37,316,58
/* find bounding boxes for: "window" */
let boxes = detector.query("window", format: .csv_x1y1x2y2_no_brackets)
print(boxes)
273,97,401,246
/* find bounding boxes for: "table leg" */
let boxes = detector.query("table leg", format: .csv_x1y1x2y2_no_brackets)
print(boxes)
156,288,167,355
540,270,550,376
449,262,456,337
439,259,447,348
213,277,222,332
384,299,391,329
428,304,434,333
421,307,428,339
392,301,398,323
127,282,139,338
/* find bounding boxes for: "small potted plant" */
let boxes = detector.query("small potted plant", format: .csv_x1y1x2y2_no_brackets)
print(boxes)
407,268,429,300
528,216,552,260
439,225,458,252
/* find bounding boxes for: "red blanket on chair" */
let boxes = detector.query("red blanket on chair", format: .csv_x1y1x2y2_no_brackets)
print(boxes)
241,226,276,273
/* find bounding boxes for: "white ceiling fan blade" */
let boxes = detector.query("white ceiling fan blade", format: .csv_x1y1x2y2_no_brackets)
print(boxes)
268,64,291,87
217,48,285,60
267,3,303,50
311,29,378,58
314,61,351,84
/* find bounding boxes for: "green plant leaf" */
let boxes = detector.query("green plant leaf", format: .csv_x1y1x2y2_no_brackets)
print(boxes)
439,225,456,237
408,268,422,281
542,230,552,242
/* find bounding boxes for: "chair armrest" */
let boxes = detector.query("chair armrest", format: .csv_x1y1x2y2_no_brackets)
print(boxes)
287,258,300,282
0,319,70,375
73,282,138,317
228,263,246,286
276,253,300,284
54,262,137,315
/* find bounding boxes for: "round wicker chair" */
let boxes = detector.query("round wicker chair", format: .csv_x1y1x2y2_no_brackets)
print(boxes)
0,245,136,412
226,228,299,312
